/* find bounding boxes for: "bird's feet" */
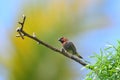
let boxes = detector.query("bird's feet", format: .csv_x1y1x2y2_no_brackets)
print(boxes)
61,48,66,53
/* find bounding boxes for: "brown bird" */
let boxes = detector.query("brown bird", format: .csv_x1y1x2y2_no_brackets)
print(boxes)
58,37,83,59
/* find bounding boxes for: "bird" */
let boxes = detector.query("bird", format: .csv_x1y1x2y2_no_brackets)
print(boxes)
58,37,83,59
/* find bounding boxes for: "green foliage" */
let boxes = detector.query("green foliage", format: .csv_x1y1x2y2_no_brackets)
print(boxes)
85,41,120,80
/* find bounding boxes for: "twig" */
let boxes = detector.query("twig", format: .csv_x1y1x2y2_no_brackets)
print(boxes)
16,15,90,67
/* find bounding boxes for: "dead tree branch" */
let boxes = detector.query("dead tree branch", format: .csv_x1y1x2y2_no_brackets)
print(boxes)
16,15,91,68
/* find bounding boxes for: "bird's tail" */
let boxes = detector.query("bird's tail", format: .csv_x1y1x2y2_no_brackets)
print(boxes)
76,54,83,59
76,53,91,64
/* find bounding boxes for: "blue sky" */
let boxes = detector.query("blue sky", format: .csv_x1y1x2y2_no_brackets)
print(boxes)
0,0,120,80
0,1,22,80
0,0,21,28
78,0,120,57
0,0,22,56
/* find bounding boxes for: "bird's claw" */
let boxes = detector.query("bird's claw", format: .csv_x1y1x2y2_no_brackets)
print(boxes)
61,48,65,53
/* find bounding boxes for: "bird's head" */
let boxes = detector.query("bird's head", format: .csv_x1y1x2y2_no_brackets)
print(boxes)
58,37,68,43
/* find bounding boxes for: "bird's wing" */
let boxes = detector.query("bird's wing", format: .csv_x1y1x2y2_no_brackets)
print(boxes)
68,42,77,54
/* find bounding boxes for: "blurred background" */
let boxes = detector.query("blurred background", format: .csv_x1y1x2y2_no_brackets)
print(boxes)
0,0,120,80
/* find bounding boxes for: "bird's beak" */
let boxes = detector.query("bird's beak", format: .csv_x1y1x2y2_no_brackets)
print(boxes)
58,37,64,43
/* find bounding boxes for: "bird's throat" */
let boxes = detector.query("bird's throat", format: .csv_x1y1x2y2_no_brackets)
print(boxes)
62,42,67,46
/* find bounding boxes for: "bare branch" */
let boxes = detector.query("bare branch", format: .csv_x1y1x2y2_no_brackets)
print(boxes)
16,15,91,68
18,14,26,30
